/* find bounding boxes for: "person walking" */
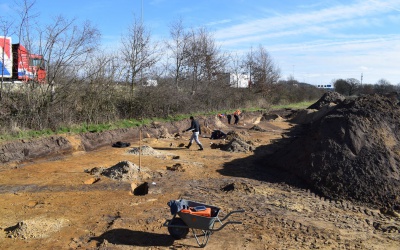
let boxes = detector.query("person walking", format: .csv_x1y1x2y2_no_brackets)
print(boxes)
182,116,204,150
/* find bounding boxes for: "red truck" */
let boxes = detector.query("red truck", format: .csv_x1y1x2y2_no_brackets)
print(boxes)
1,36,46,83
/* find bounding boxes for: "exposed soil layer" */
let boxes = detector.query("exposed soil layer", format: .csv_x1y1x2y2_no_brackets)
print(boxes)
1,97,400,249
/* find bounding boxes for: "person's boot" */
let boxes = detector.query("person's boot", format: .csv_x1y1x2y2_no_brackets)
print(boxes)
185,142,192,149
198,145,204,151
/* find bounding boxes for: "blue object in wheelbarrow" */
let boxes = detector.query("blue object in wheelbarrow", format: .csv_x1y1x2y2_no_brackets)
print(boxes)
164,199,245,248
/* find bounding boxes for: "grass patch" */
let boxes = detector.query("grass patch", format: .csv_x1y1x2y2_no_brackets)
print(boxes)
272,100,316,110
0,101,312,143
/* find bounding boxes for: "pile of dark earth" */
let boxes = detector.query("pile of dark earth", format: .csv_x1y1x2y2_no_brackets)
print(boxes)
267,92,400,212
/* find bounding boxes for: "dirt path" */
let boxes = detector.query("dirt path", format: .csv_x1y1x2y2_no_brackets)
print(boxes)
0,114,399,249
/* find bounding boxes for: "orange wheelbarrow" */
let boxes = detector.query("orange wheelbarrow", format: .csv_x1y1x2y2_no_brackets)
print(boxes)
163,199,245,248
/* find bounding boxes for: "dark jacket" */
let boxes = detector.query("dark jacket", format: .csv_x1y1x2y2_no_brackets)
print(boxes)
185,119,201,134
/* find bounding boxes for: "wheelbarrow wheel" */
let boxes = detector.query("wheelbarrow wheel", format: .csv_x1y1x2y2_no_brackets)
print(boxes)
168,218,189,239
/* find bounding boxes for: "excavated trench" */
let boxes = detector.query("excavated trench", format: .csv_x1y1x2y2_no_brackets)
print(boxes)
2,94,400,210
2,98,400,249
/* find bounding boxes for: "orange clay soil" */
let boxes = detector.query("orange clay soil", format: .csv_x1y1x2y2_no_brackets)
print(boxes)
0,114,399,250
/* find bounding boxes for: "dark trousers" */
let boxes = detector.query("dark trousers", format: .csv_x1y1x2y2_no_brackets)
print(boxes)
234,115,239,124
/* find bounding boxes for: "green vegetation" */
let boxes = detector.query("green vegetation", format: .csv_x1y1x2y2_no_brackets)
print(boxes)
271,100,316,110
0,100,316,143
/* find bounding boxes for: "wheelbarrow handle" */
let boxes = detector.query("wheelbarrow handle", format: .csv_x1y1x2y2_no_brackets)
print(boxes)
211,221,242,232
219,209,245,222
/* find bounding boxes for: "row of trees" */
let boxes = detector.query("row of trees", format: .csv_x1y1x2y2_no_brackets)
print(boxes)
5,0,396,137
1,1,282,93
0,0,302,134
333,78,400,96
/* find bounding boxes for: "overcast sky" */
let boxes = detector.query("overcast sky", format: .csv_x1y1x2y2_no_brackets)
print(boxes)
1,0,399,85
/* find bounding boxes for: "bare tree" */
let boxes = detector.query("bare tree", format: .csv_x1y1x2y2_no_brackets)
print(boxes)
359,83,375,95
333,79,349,95
166,18,190,89
200,30,227,86
0,18,14,99
15,0,39,47
333,78,361,96
41,16,100,87
249,45,280,86
375,78,394,94
346,78,360,96
183,27,226,93
228,52,246,88
243,46,255,86
121,16,159,94
82,50,124,85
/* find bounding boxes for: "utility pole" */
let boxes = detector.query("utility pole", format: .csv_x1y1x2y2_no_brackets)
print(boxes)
292,65,295,79
140,0,143,86
248,46,253,88
360,73,363,84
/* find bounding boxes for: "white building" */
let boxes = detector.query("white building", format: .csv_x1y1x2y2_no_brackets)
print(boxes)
316,84,334,90
145,79,158,86
222,73,250,88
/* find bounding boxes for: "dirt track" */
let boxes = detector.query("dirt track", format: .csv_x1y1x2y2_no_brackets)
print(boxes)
0,111,400,249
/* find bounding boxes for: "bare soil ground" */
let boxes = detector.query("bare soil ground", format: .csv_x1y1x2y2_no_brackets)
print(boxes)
0,110,400,249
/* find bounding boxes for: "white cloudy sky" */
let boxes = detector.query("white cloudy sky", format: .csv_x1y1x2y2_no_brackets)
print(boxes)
2,0,399,85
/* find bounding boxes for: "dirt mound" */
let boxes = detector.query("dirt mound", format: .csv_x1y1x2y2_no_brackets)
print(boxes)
261,113,284,122
225,131,246,141
222,138,253,153
308,91,345,110
268,94,400,209
289,104,337,124
212,115,228,129
289,92,345,124
249,125,267,132
156,126,172,138
99,161,153,182
220,130,254,152
127,145,163,156
5,218,69,239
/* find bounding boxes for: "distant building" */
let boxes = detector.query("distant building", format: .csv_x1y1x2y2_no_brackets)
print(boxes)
221,73,250,88
316,84,334,90
145,79,158,86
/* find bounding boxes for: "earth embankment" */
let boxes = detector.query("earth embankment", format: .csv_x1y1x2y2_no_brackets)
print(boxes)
268,93,400,209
